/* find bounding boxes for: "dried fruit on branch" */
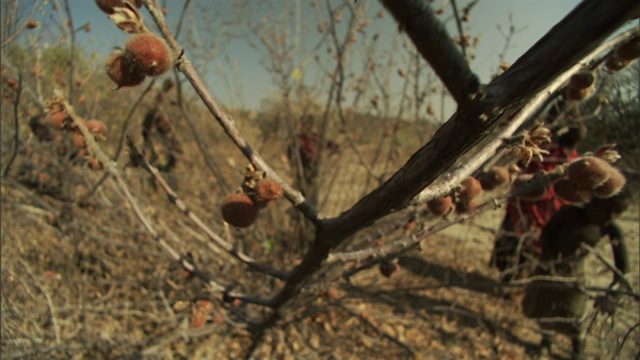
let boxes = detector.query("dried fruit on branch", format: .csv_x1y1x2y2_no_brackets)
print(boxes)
459,176,482,202
254,179,283,208
592,168,626,198
379,260,400,278
566,156,613,189
86,119,107,141
553,178,592,203
125,33,172,76
46,110,70,130
479,166,510,191
427,196,453,216
221,194,260,228
106,53,146,88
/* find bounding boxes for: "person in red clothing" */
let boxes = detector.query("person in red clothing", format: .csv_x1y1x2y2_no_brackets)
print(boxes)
490,123,587,282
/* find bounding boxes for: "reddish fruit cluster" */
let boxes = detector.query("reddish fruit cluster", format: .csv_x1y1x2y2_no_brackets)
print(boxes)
554,156,626,203
2,74,18,90
221,179,283,228
105,33,172,88
1,70,20,102
254,179,283,208
32,109,107,171
605,37,640,72
95,0,142,15
479,166,510,191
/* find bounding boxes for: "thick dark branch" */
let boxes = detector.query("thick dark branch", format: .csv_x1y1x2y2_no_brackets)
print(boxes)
380,0,480,105
487,0,639,102
256,3,638,330
331,0,638,241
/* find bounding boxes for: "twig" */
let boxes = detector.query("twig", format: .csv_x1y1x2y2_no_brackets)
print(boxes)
61,100,227,294
613,322,640,359
79,78,157,204
0,0,39,47
582,243,636,294
329,168,564,264
2,74,23,177
61,0,76,103
17,259,62,345
125,138,289,281
141,0,319,223
173,0,191,39
174,71,230,193
338,303,416,358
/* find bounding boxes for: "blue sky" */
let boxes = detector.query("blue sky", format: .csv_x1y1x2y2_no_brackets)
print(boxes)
25,0,597,111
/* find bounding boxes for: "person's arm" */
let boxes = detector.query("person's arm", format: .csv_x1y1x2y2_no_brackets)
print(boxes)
602,222,629,275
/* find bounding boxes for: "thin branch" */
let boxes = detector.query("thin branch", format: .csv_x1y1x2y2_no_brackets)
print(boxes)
329,167,564,263
61,0,76,103
2,73,23,177
0,0,39,47
79,79,157,204
126,138,290,280
449,0,467,59
173,0,191,39
61,100,227,294
174,71,230,193
582,243,636,294
141,0,319,223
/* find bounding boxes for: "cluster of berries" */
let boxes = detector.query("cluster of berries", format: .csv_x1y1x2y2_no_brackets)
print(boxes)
565,36,639,102
97,0,173,88
554,156,626,203
221,177,283,228
30,108,107,170
426,172,500,217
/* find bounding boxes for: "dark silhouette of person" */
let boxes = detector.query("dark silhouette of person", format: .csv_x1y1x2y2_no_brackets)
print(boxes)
521,190,630,359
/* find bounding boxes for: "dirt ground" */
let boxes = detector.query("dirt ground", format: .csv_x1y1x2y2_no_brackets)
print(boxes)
1,175,639,359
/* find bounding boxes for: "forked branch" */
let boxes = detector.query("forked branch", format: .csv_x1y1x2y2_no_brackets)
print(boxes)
125,137,290,281
140,0,319,223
